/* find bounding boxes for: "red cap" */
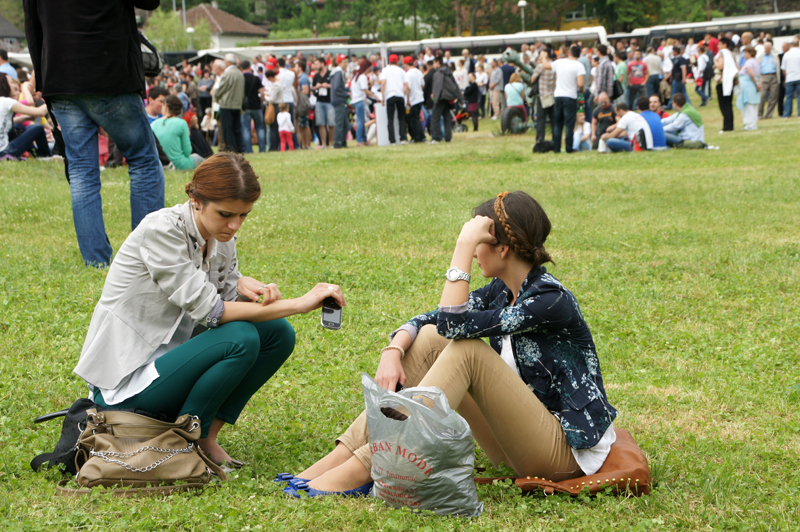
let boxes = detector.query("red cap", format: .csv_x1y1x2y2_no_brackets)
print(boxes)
388,54,398,63
403,56,414,65
336,53,348,64
266,59,278,70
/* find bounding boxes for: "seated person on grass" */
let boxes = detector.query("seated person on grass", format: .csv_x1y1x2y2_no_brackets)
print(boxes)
600,103,653,153
151,95,204,170
0,74,51,160
591,91,615,150
661,93,705,147
648,94,670,119
75,153,345,470
636,96,667,150
281,191,618,498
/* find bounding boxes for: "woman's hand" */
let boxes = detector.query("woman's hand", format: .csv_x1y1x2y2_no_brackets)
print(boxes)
457,215,496,247
375,349,406,391
293,283,345,314
237,276,281,306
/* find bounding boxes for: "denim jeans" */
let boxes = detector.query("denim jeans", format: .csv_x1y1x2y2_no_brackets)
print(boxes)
354,100,366,143
784,80,800,117
0,124,50,158
667,80,690,109
627,84,645,109
49,93,164,267
664,132,682,147
333,103,348,148
241,108,266,153
552,96,577,153
695,79,710,105
606,138,631,152
646,75,661,99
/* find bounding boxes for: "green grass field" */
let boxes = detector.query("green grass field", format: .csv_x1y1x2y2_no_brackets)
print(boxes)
1,106,799,531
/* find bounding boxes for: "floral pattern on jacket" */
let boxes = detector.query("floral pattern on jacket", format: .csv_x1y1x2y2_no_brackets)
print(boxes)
401,266,616,449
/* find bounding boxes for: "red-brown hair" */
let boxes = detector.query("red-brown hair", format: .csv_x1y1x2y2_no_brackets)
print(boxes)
185,153,261,204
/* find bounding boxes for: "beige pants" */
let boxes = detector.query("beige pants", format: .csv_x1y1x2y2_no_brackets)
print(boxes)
337,325,582,482
759,73,779,119
491,89,506,117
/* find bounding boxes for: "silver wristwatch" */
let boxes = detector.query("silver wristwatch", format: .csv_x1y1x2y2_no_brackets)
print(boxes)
445,266,471,283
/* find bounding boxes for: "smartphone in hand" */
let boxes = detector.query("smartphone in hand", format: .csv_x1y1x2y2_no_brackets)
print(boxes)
321,296,342,330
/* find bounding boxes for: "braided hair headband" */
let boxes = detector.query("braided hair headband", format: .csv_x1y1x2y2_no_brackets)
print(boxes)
493,192,539,258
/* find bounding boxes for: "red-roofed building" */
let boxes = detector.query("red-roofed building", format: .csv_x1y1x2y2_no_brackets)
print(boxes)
185,2,269,49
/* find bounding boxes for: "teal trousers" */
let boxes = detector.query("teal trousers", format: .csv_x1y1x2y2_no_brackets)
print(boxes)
94,320,295,437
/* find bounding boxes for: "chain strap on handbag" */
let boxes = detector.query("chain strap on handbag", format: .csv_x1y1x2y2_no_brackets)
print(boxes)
56,409,226,497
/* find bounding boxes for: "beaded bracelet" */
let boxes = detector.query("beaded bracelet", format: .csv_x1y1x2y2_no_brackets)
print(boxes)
380,345,406,359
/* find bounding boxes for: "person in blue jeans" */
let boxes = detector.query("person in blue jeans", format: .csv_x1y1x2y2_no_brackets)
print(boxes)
24,0,165,268
665,46,692,110
240,60,267,153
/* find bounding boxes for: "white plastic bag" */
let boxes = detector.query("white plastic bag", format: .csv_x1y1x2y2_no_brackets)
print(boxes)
362,373,483,517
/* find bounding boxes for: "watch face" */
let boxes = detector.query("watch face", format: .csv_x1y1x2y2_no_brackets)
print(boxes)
446,267,458,281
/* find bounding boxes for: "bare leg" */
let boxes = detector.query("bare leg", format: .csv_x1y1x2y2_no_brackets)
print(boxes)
318,126,327,147
295,442,353,479
305,455,372,492
327,126,335,147
197,418,232,464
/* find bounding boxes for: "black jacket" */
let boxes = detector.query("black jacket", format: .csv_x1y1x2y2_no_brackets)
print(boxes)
423,67,437,109
24,0,160,98
464,82,479,104
432,65,463,105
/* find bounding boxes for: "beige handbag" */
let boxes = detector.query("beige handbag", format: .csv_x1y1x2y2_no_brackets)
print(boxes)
57,409,226,497
264,102,276,125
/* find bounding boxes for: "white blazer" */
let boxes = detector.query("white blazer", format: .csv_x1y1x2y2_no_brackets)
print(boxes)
75,201,241,389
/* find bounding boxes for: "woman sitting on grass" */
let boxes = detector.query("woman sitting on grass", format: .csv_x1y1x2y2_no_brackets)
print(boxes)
283,191,617,497
150,95,204,170
0,74,51,160
75,153,346,469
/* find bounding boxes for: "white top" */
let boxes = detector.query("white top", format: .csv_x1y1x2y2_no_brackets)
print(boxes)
279,68,295,103
350,73,369,104
277,111,295,132
782,47,800,84
0,96,17,154
617,111,653,147
551,59,585,99
476,71,489,94
405,67,425,106
380,64,406,99
499,335,614,476
697,53,709,78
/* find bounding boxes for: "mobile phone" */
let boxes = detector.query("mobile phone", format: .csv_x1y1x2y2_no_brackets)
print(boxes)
321,297,342,330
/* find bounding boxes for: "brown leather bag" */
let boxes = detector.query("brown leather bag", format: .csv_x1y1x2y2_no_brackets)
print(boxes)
264,103,276,125
475,428,650,496
57,409,225,497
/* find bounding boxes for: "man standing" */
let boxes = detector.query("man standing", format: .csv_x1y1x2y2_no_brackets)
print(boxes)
241,60,266,152
461,48,475,74
531,50,556,146
311,58,334,148
758,41,780,119
544,45,585,154
430,57,463,143
330,54,349,149
489,59,505,119
380,54,407,145
24,0,164,267
643,47,662,99
694,45,712,106
295,59,312,149
666,46,691,110
403,56,425,143
0,49,18,80
738,32,754,67
627,50,648,109
594,45,616,104
781,37,800,118
215,53,245,153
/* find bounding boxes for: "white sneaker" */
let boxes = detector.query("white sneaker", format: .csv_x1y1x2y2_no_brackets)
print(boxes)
429,140,440,144
400,140,408,145
491,116,498,120
718,130,724,134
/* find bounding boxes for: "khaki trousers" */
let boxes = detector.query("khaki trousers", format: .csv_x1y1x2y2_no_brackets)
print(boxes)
337,325,581,482
759,73,779,119
491,89,506,118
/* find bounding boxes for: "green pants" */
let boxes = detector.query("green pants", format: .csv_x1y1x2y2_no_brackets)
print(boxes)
94,320,295,437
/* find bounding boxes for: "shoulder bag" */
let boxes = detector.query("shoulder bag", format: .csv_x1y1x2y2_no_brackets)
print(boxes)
57,408,226,497
264,102,276,125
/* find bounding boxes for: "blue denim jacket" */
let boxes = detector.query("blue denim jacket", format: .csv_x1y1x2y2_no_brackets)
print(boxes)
399,266,617,449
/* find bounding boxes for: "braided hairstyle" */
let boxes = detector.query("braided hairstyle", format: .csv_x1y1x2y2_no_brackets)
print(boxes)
474,191,552,268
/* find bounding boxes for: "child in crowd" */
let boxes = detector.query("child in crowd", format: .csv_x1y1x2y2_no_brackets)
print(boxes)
277,103,295,151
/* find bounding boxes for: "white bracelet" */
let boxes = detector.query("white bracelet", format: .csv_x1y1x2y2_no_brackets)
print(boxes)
380,345,405,359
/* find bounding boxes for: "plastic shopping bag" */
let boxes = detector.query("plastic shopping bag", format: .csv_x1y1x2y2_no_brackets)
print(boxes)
362,373,483,517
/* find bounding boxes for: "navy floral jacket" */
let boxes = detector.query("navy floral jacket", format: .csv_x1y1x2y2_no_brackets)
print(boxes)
400,266,616,449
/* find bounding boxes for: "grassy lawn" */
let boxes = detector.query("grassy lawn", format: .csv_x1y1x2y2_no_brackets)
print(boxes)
0,105,799,531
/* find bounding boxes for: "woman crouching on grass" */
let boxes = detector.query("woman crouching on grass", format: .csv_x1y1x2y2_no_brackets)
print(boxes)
282,191,617,497
74,153,345,470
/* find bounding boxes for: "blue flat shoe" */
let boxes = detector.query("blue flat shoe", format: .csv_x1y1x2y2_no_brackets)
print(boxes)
274,473,309,484
284,480,374,498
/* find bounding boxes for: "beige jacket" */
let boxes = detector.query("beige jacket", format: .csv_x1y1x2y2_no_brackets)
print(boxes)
75,202,241,389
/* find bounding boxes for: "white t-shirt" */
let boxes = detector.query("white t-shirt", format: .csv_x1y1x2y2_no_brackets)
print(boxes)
405,67,425,106
380,64,406,99
350,73,369,104
616,111,653,147
277,111,294,132
782,47,800,84
0,97,16,154
551,58,585,99
476,71,489,94
279,68,296,103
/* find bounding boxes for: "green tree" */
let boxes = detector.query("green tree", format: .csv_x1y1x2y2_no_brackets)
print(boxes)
145,10,212,51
